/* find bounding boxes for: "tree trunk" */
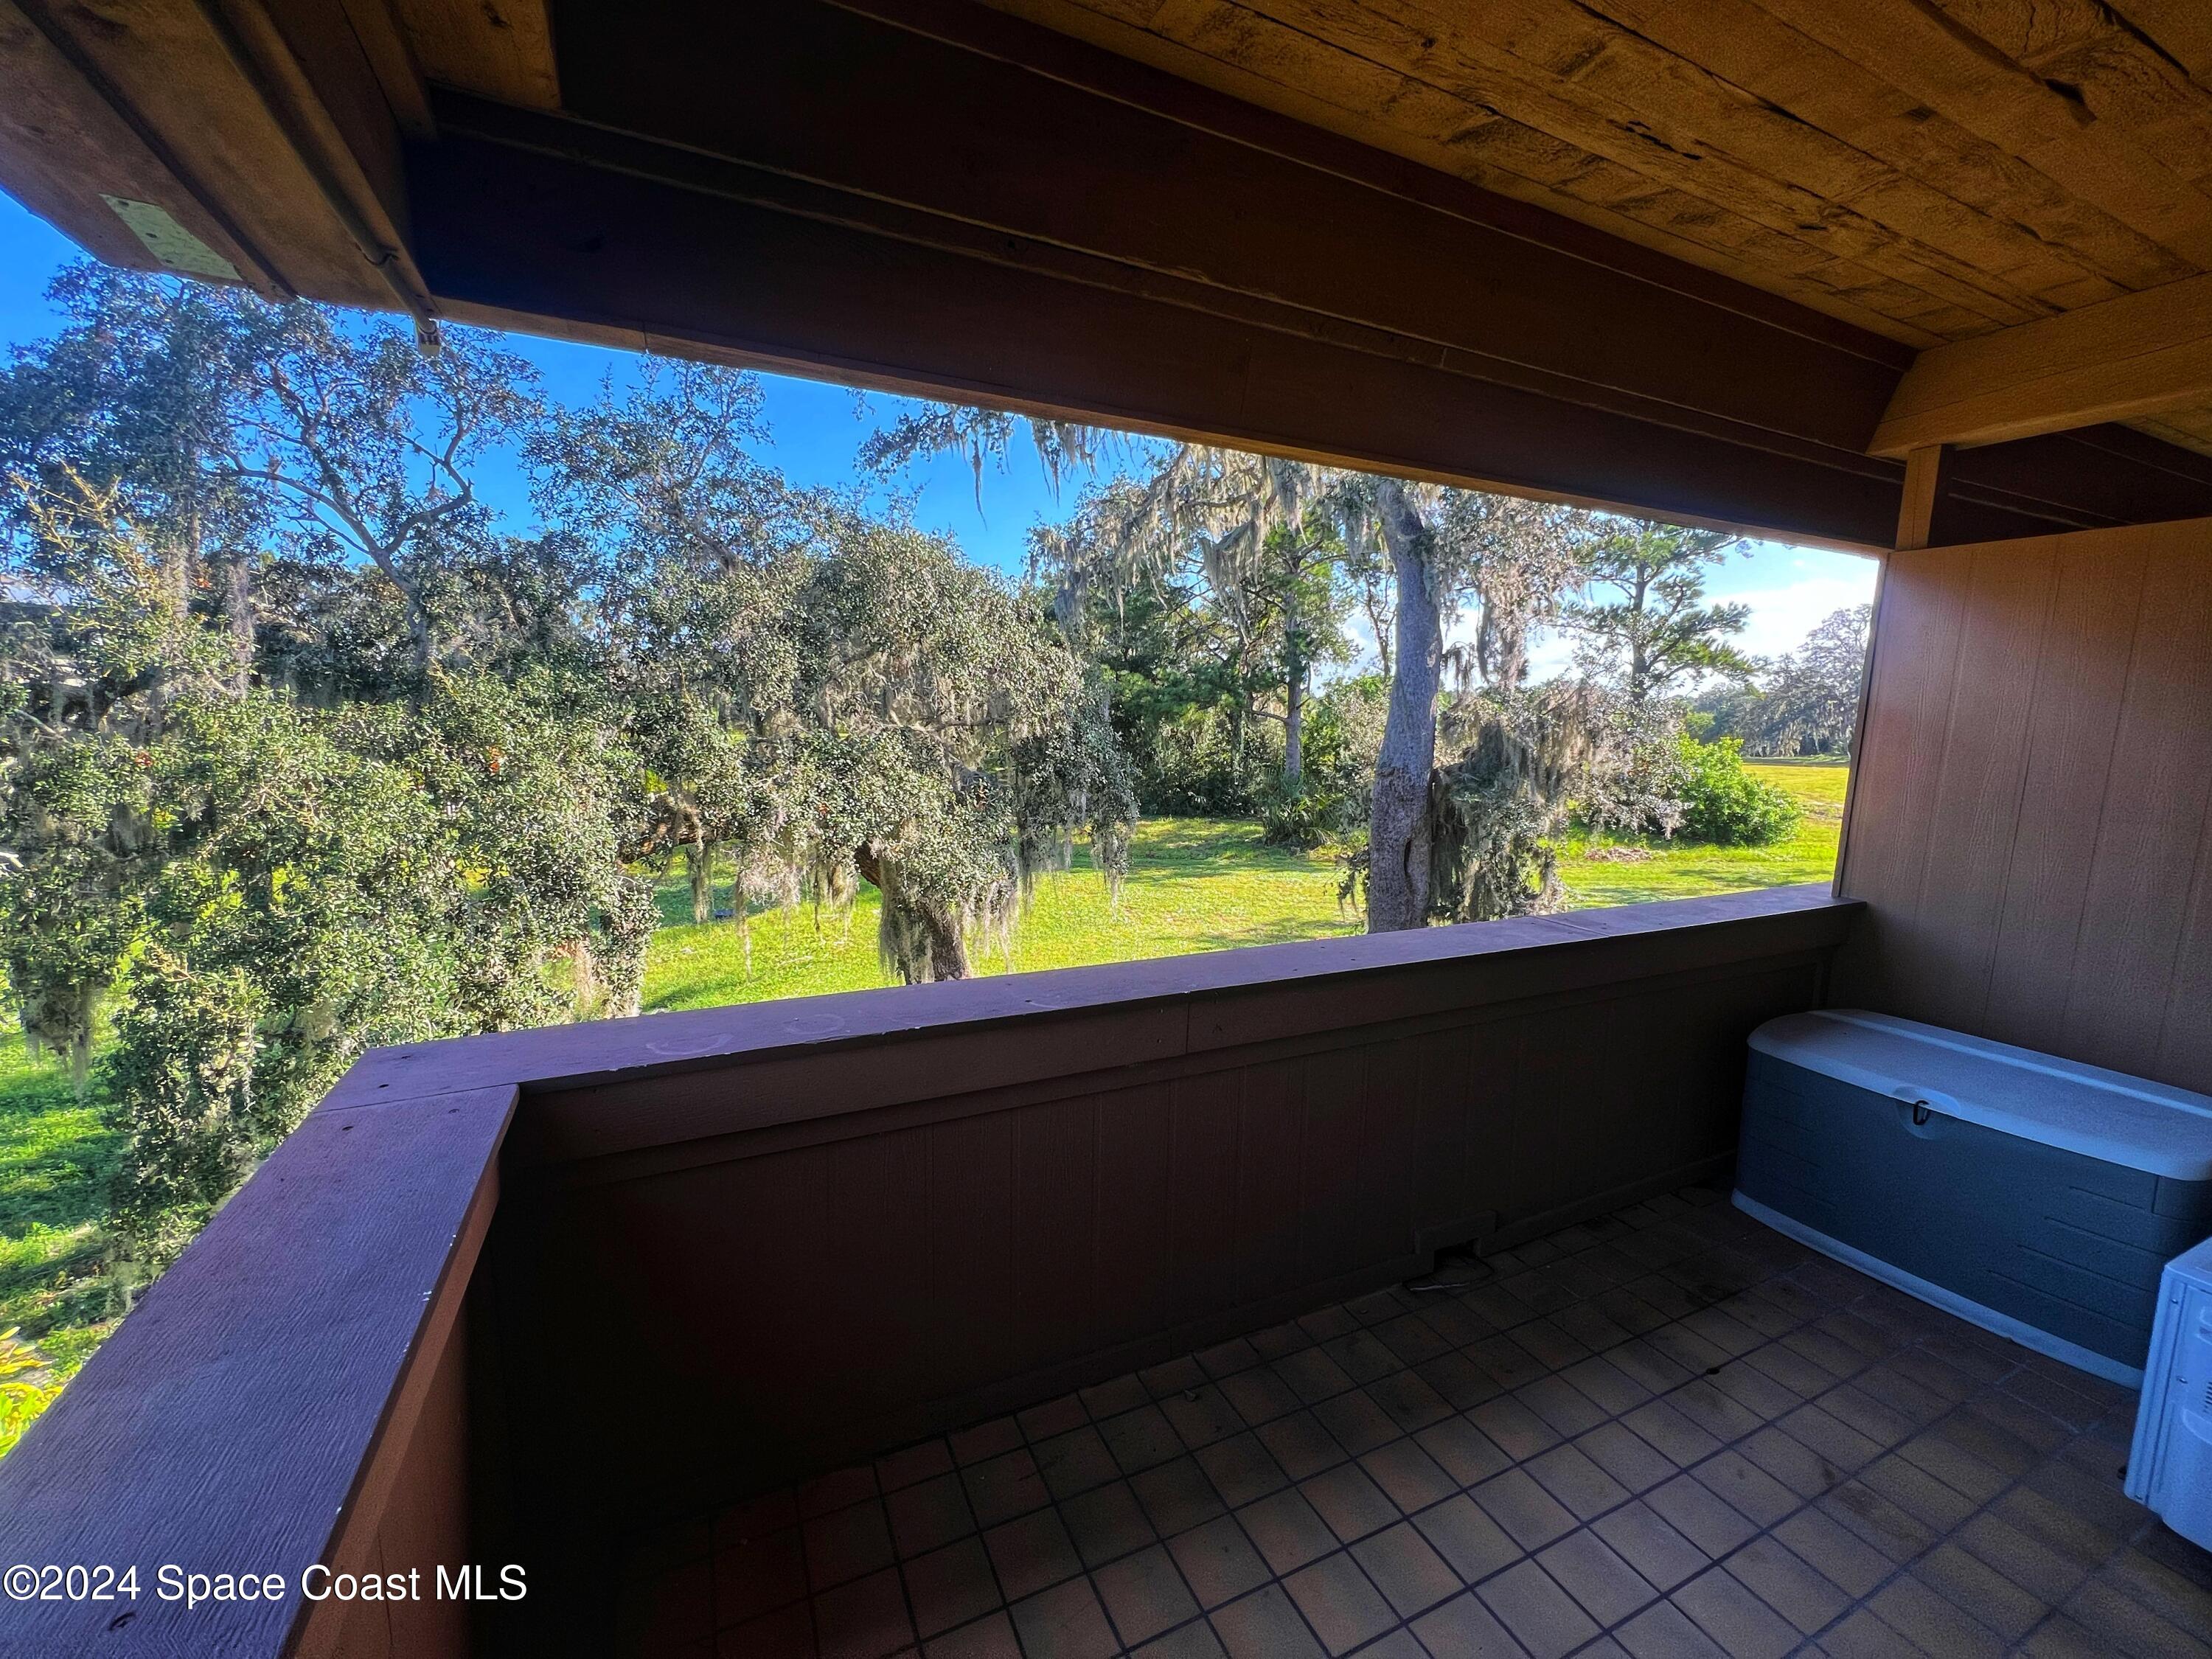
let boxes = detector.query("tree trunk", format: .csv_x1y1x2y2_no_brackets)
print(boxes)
854,841,972,982
223,553,254,695
1363,577,1394,681
1283,649,1306,791
404,597,436,686
366,542,437,688
1366,480,1442,933
1627,561,1652,702
686,838,715,925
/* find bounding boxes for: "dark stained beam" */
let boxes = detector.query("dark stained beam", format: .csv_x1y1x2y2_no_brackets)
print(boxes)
414,89,2212,552
549,0,1910,465
409,122,1913,549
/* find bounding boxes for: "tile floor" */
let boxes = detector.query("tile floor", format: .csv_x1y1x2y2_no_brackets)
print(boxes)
618,1187,2212,1658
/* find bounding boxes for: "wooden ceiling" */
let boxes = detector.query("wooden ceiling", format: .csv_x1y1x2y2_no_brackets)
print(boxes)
968,0,2212,457
7,0,2212,547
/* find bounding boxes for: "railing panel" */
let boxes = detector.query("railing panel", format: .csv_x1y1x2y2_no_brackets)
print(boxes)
492,890,1854,1529
0,885,1855,1657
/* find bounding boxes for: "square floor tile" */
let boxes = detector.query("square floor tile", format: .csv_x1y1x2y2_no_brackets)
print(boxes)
1197,1433,1290,1508
924,1609,1022,1658
1009,1576,1119,1659
1301,1462,1399,1544
903,1537,1003,1640
1282,1551,1394,1657
888,1472,980,1559
1211,1583,1326,1659
982,1507,1082,1603
1718,1537,1849,1635
1032,1427,1122,1503
1478,1557,1599,1659
1095,1543,1202,1647
1537,1528,1659,1628
1236,1489,1338,1576
1133,1455,1229,1538
805,1500,896,1591
1471,1469,1579,1552
961,1450,1049,1530
1352,1520,1461,1618
815,1566,914,1659
1414,1494,1525,1586
1360,1439,1457,1514
1169,1514,1273,1610
1062,1480,1157,1568
1410,1590,1528,1659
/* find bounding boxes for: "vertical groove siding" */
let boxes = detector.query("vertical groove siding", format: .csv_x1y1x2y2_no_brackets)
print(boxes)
495,942,1840,1524
1837,515,2212,1091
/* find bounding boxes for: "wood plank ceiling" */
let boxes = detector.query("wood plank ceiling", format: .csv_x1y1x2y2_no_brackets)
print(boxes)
10,0,2212,543
964,0,2212,456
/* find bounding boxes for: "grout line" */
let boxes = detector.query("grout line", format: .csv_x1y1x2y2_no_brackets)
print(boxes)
625,1190,2189,1658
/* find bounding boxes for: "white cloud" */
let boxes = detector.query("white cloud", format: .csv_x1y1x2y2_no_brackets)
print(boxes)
1724,573,1879,661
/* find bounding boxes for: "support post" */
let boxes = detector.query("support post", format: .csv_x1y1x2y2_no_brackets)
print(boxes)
1896,444,1947,551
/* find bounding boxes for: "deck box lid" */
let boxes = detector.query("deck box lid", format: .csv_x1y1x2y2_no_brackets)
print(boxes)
1749,1009,2212,1181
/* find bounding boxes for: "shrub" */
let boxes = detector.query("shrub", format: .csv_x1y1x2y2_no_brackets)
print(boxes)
1259,679,1387,849
1575,693,1688,841
1139,706,1268,818
1257,777,1343,849
1675,736,1800,846
0,1329,58,1458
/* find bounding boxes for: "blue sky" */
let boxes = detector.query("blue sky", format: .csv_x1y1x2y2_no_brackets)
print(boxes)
0,190,1874,668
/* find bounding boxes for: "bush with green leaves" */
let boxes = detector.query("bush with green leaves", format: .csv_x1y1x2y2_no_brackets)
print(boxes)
1258,675,1385,849
62,680,653,1270
0,1329,58,1458
1674,735,1801,846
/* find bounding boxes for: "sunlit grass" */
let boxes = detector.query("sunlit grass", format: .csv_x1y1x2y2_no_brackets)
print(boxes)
1555,759,1844,908
641,818,1360,1012
641,769,1846,1009
0,1032,119,1387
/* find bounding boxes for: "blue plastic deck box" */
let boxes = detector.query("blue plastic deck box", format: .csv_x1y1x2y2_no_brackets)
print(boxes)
1734,1009,2212,1386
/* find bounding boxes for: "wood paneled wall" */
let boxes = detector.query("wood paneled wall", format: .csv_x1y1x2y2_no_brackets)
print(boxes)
479,892,1854,1538
1836,516,2212,1092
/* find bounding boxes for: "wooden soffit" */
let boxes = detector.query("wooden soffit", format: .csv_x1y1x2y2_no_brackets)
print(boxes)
7,0,2212,543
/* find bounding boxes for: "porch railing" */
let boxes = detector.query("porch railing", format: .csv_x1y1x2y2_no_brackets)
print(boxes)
0,883,1858,1658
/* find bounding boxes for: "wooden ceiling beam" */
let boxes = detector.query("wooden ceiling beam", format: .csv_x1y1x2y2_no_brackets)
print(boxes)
0,0,288,293
544,0,1908,461
0,0,440,317
1871,272,2212,455
390,0,558,110
410,121,1915,552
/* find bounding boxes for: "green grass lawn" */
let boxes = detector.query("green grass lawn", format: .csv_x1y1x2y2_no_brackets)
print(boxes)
0,758,1846,1449
644,818,1362,1012
644,761,1848,1010
1554,759,1846,908
0,1032,119,1388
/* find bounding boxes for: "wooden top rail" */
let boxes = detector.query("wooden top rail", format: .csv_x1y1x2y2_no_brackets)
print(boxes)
0,1088,514,1659
333,883,1857,1109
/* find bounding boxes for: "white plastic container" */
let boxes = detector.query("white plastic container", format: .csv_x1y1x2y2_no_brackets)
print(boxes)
2127,1234,2212,1550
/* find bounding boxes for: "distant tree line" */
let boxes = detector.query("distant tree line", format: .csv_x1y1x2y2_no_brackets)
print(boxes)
1694,605,1872,757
